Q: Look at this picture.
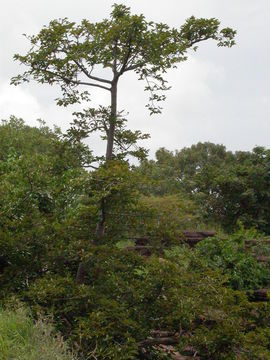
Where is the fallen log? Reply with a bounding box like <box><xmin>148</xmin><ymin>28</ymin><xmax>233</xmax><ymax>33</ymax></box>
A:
<box><xmin>181</xmin><ymin>230</ymin><xmax>216</xmax><ymax>238</ymax></box>
<box><xmin>245</xmin><ymin>239</ymin><xmax>270</xmax><ymax>246</ymax></box>
<box><xmin>126</xmin><ymin>245</ymin><xmax>153</xmax><ymax>257</ymax></box>
<box><xmin>256</xmin><ymin>256</ymin><xmax>270</xmax><ymax>264</ymax></box>
<box><xmin>249</xmin><ymin>289</ymin><xmax>270</xmax><ymax>302</ymax></box>
<box><xmin>139</xmin><ymin>336</ymin><xmax>179</xmax><ymax>347</ymax></box>
<box><xmin>151</xmin><ymin>330</ymin><xmax>176</xmax><ymax>338</ymax></box>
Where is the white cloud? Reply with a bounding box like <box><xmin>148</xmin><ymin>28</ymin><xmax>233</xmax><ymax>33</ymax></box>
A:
<box><xmin>0</xmin><ymin>82</ymin><xmax>41</xmax><ymax>122</ymax></box>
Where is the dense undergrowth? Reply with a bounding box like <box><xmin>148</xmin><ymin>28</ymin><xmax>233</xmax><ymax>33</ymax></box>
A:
<box><xmin>0</xmin><ymin>306</ymin><xmax>76</xmax><ymax>360</ymax></box>
<box><xmin>1</xmin><ymin>118</ymin><xmax>270</xmax><ymax>359</ymax></box>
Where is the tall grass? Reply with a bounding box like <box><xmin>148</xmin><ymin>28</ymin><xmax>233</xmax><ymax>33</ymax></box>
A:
<box><xmin>0</xmin><ymin>307</ymin><xmax>77</xmax><ymax>360</ymax></box>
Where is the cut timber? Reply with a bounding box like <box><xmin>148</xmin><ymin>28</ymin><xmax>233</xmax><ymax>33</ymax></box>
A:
<box><xmin>249</xmin><ymin>289</ymin><xmax>270</xmax><ymax>302</ymax></box>
<box><xmin>256</xmin><ymin>256</ymin><xmax>270</xmax><ymax>264</ymax></box>
<box><xmin>245</xmin><ymin>239</ymin><xmax>270</xmax><ymax>246</ymax></box>
<box><xmin>181</xmin><ymin>231</ymin><xmax>216</xmax><ymax>238</ymax></box>
<box><xmin>156</xmin><ymin>344</ymin><xmax>199</xmax><ymax>359</ymax></box>
<box><xmin>151</xmin><ymin>330</ymin><xmax>175</xmax><ymax>338</ymax></box>
<box><xmin>134</xmin><ymin>237</ymin><xmax>150</xmax><ymax>246</ymax></box>
<box><xmin>127</xmin><ymin>230</ymin><xmax>216</xmax><ymax>257</ymax></box>
<box><xmin>181</xmin><ymin>230</ymin><xmax>215</xmax><ymax>247</ymax></box>
<box><xmin>139</xmin><ymin>337</ymin><xmax>179</xmax><ymax>347</ymax></box>
<box><xmin>126</xmin><ymin>245</ymin><xmax>152</xmax><ymax>257</ymax></box>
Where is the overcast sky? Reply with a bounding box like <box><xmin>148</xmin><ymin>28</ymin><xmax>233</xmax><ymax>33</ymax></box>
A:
<box><xmin>1</xmin><ymin>0</ymin><xmax>270</xmax><ymax>158</ymax></box>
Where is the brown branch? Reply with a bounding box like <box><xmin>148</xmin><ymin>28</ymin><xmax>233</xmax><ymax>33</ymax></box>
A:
<box><xmin>39</xmin><ymin>69</ymin><xmax>111</xmax><ymax>91</ymax></box>
<box><xmin>117</xmin><ymin>40</ymin><xmax>133</xmax><ymax>77</ymax></box>
<box><xmin>125</xmin><ymin>62</ymin><xmax>143</xmax><ymax>72</ymax></box>
<box><xmin>72</xmin><ymin>59</ymin><xmax>112</xmax><ymax>84</ymax></box>
<box><xmin>82</xmin><ymin>164</ymin><xmax>98</xmax><ymax>169</ymax></box>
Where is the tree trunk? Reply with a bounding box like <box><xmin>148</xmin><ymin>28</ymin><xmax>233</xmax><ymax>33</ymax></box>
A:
<box><xmin>95</xmin><ymin>198</ymin><xmax>106</xmax><ymax>238</ymax></box>
<box><xmin>75</xmin><ymin>262</ymin><xmax>88</xmax><ymax>284</ymax></box>
<box><xmin>106</xmin><ymin>81</ymin><xmax>117</xmax><ymax>161</ymax></box>
<box><xmin>95</xmin><ymin>80</ymin><xmax>118</xmax><ymax>237</ymax></box>
<box><xmin>77</xmin><ymin>83</ymin><xmax>118</xmax><ymax>283</ymax></box>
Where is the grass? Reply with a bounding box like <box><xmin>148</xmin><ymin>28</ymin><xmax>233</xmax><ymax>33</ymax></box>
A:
<box><xmin>0</xmin><ymin>306</ymin><xmax>77</xmax><ymax>360</ymax></box>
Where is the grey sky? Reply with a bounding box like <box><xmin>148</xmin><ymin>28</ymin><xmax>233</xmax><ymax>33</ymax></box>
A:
<box><xmin>1</xmin><ymin>0</ymin><xmax>270</xmax><ymax>158</ymax></box>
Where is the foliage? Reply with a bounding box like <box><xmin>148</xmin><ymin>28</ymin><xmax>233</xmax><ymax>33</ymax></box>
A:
<box><xmin>1</xmin><ymin>119</ymin><xmax>270</xmax><ymax>358</ymax></box>
<box><xmin>11</xmin><ymin>3</ymin><xmax>235</xmax><ymax>164</ymax></box>
<box><xmin>138</xmin><ymin>143</ymin><xmax>270</xmax><ymax>234</ymax></box>
<box><xmin>138</xmin><ymin>194</ymin><xmax>203</xmax><ymax>246</ymax></box>
<box><xmin>0</xmin><ymin>305</ymin><xmax>76</xmax><ymax>360</ymax></box>
<box><xmin>67</xmin><ymin>106</ymin><xmax>150</xmax><ymax>162</ymax></box>
<box><xmin>11</xmin><ymin>4</ymin><xmax>235</xmax><ymax>111</ymax></box>
<box><xmin>0</xmin><ymin>117</ymin><xmax>89</xmax><ymax>293</ymax></box>
<box><xmin>2</xmin><ymin>6</ymin><xmax>270</xmax><ymax>355</ymax></box>
<box><xmin>195</xmin><ymin>229</ymin><xmax>270</xmax><ymax>290</ymax></box>
<box><xmin>23</xmin><ymin>245</ymin><xmax>270</xmax><ymax>359</ymax></box>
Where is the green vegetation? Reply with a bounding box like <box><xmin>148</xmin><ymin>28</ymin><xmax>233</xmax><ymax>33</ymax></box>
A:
<box><xmin>1</xmin><ymin>117</ymin><xmax>270</xmax><ymax>359</ymax></box>
<box><xmin>1</xmin><ymin>3</ymin><xmax>270</xmax><ymax>359</ymax></box>
<box><xmin>0</xmin><ymin>306</ymin><xmax>76</xmax><ymax>360</ymax></box>
<box><xmin>138</xmin><ymin>143</ymin><xmax>270</xmax><ymax>233</ymax></box>
<box><xmin>12</xmin><ymin>3</ymin><xmax>235</xmax><ymax>236</ymax></box>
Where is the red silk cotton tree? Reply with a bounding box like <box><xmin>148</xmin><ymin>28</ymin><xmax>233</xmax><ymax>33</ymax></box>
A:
<box><xmin>12</xmin><ymin>3</ymin><xmax>236</xmax><ymax>236</ymax></box>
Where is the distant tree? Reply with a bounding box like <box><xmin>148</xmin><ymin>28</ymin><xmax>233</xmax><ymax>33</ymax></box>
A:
<box><xmin>12</xmin><ymin>3</ymin><xmax>236</xmax><ymax>235</ymax></box>
<box><xmin>196</xmin><ymin>146</ymin><xmax>270</xmax><ymax>233</ymax></box>
<box><xmin>139</xmin><ymin>143</ymin><xmax>270</xmax><ymax>233</ymax></box>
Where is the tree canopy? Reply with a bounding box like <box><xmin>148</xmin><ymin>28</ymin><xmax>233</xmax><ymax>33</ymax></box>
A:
<box><xmin>12</xmin><ymin>3</ymin><xmax>236</xmax><ymax>161</ymax></box>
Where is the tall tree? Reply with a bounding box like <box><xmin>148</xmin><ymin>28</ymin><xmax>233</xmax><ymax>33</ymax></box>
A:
<box><xmin>12</xmin><ymin>3</ymin><xmax>235</xmax><ymax>160</ymax></box>
<box><xmin>12</xmin><ymin>3</ymin><xmax>236</xmax><ymax>235</ymax></box>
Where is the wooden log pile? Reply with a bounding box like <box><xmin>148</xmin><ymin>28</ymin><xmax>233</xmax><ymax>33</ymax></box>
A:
<box><xmin>244</xmin><ymin>239</ymin><xmax>270</xmax><ymax>247</ymax></box>
<box><xmin>245</xmin><ymin>239</ymin><xmax>270</xmax><ymax>264</ymax></box>
<box><xmin>0</xmin><ymin>255</ymin><xmax>9</xmax><ymax>276</ymax></box>
<box><xmin>181</xmin><ymin>230</ymin><xmax>216</xmax><ymax>247</ymax></box>
<box><xmin>139</xmin><ymin>330</ymin><xmax>200</xmax><ymax>359</ymax></box>
<box><xmin>249</xmin><ymin>289</ymin><xmax>270</xmax><ymax>302</ymax></box>
<box><xmin>256</xmin><ymin>255</ymin><xmax>270</xmax><ymax>264</ymax></box>
<box><xmin>126</xmin><ymin>231</ymin><xmax>216</xmax><ymax>257</ymax></box>
<box><xmin>125</xmin><ymin>245</ymin><xmax>153</xmax><ymax>257</ymax></box>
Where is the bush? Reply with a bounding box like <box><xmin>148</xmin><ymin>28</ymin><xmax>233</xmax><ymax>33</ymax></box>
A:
<box><xmin>0</xmin><ymin>306</ymin><xmax>76</xmax><ymax>360</ymax></box>
<box><xmin>195</xmin><ymin>232</ymin><xmax>270</xmax><ymax>290</ymax></box>
<box><xmin>23</xmin><ymin>245</ymin><xmax>270</xmax><ymax>359</ymax></box>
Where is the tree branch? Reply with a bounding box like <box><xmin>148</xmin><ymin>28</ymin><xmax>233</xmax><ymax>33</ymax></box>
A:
<box><xmin>41</xmin><ymin>69</ymin><xmax>111</xmax><ymax>91</ymax></box>
<box><xmin>117</xmin><ymin>40</ymin><xmax>133</xmax><ymax>77</ymax></box>
<box><xmin>82</xmin><ymin>164</ymin><xmax>98</xmax><ymax>169</ymax></box>
<box><xmin>72</xmin><ymin>59</ymin><xmax>112</xmax><ymax>84</ymax></box>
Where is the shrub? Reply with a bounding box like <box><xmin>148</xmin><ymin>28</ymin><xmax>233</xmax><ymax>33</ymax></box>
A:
<box><xmin>195</xmin><ymin>232</ymin><xmax>270</xmax><ymax>290</ymax></box>
<box><xmin>0</xmin><ymin>306</ymin><xmax>76</xmax><ymax>360</ymax></box>
<box><xmin>23</xmin><ymin>245</ymin><xmax>270</xmax><ymax>359</ymax></box>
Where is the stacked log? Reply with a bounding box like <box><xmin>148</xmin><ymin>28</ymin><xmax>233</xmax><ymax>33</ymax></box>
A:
<box><xmin>181</xmin><ymin>231</ymin><xmax>216</xmax><ymax>247</ymax></box>
<box><xmin>244</xmin><ymin>239</ymin><xmax>270</xmax><ymax>262</ymax></box>
<box><xmin>133</xmin><ymin>232</ymin><xmax>216</xmax><ymax>248</ymax></box>
<box><xmin>126</xmin><ymin>231</ymin><xmax>216</xmax><ymax>257</ymax></box>
<box><xmin>256</xmin><ymin>255</ymin><xmax>270</xmax><ymax>264</ymax></box>
<box><xmin>249</xmin><ymin>289</ymin><xmax>270</xmax><ymax>302</ymax></box>
<box><xmin>0</xmin><ymin>255</ymin><xmax>9</xmax><ymax>275</ymax></box>
<box><xmin>125</xmin><ymin>245</ymin><xmax>152</xmax><ymax>257</ymax></box>
<box><xmin>139</xmin><ymin>331</ymin><xmax>199</xmax><ymax>359</ymax></box>
<box><xmin>245</xmin><ymin>239</ymin><xmax>270</xmax><ymax>248</ymax></box>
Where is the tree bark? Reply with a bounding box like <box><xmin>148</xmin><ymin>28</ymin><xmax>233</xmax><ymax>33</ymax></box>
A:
<box><xmin>95</xmin><ymin>79</ymin><xmax>118</xmax><ymax>238</ymax></box>
<box><xmin>105</xmin><ymin>80</ymin><xmax>118</xmax><ymax>161</ymax></box>
<box><xmin>75</xmin><ymin>262</ymin><xmax>88</xmax><ymax>284</ymax></box>
<box><xmin>95</xmin><ymin>197</ymin><xmax>106</xmax><ymax>238</ymax></box>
